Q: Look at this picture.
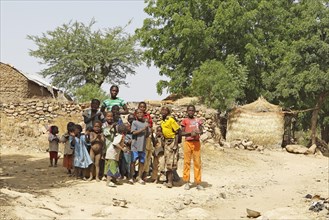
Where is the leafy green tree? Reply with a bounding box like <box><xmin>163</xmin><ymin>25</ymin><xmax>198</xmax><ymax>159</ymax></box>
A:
<box><xmin>192</xmin><ymin>56</ymin><xmax>247</xmax><ymax>111</ymax></box>
<box><xmin>263</xmin><ymin>0</ymin><xmax>329</xmax><ymax>144</ymax></box>
<box><xmin>73</xmin><ymin>84</ymin><xmax>109</xmax><ymax>103</ymax></box>
<box><xmin>137</xmin><ymin>0</ymin><xmax>292</xmax><ymax>100</ymax></box>
<box><xmin>28</xmin><ymin>19</ymin><xmax>142</xmax><ymax>93</ymax></box>
<box><xmin>139</xmin><ymin>0</ymin><xmax>328</xmax><ymax>143</ymax></box>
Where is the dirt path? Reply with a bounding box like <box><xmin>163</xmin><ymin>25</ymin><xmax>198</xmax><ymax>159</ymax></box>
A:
<box><xmin>1</xmin><ymin>146</ymin><xmax>328</xmax><ymax>219</ymax></box>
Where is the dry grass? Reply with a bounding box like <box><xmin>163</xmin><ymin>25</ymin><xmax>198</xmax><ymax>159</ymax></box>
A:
<box><xmin>51</xmin><ymin>114</ymin><xmax>82</xmax><ymax>134</ymax></box>
<box><xmin>0</xmin><ymin>113</ymin><xmax>82</xmax><ymax>152</ymax></box>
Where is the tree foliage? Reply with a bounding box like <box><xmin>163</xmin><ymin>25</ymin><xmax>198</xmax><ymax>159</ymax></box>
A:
<box><xmin>261</xmin><ymin>0</ymin><xmax>329</xmax><ymax>143</ymax></box>
<box><xmin>138</xmin><ymin>0</ymin><xmax>329</xmax><ymax>142</ymax></box>
<box><xmin>73</xmin><ymin>84</ymin><xmax>109</xmax><ymax>103</ymax></box>
<box><xmin>28</xmin><ymin>19</ymin><xmax>142</xmax><ymax>93</ymax></box>
<box><xmin>192</xmin><ymin>56</ymin><xmax>247</xmax><ymax>111</ymax></box>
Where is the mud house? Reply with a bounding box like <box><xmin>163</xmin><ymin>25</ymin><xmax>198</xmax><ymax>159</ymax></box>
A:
<box><xmin>226</xmin><ymin>96</ymin><xmax>285</xmax><ymax>148</ymax></box>
<box><xmin>0</xmin><ymin>62</ymin><xmax>61</xmax><ymax>100</ymax></box>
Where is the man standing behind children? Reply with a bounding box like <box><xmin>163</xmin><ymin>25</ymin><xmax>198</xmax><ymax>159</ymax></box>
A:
<box><xmin>181</xmin><ymin>105</ymin><xmax>204</xmax><ymax>190</ymax></box>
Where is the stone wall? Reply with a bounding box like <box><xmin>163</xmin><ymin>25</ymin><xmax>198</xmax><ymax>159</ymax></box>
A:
<box><xmin>0</xmin><ymin>100</ymin><xmax>82</xmax><ymax>124</ymax></box>
<box><xmin>0</xmin><ymin>100</ymin><xmax>222</xmax><ymax>142</ymax></box>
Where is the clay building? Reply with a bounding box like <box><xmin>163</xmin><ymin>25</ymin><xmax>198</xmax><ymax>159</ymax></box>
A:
<box><xmin>0</xmin><ymin>62</ymin><xmax>60</xmax><ymax>101</ymax></box>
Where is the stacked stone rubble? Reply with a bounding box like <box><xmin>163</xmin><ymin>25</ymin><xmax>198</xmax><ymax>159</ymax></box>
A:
<box><xmin>0</xmin><ymin>100</ymin><xmax>81</xmax><ymax>123</ymax></box>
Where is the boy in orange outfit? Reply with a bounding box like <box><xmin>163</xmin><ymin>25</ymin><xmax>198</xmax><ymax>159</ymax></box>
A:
<box><xmin>181</xmin><ymin>105</ymin><xmax>204</xmax><ymax>190</ymax></box>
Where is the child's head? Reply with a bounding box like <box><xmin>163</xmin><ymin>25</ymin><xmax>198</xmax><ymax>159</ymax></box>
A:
<box><xmin>68</xmin><ymin>123</ymin><xmax>75</xmax><ymax>134</ymax></box>
<box><xmin>90</xmin><ymin>99</ymin><xmax>100</xmax><ymax>111</ymax></box>
<box><xmin>50</xmin><ymin>125</ymin><xmax>59</xmax><ymax>135</ymax></box>
<box><xmin>110</xmin><ymin>85</ymin><xmax>119</xmax><ymax>99</ymax></box>
<box><xmin>74</xmin><ymin>124</ymin><xmax>83</xmax><ymax>136</ymax></box>
<box><xmin>156</xmin><ymin>126</ymin><xmax>163</xmax><ymax>137</ymax></box>
<box><xmin>138</xmin><ymin>101</ymin><xmax>147</xmax><ymax>113</ymax></box>
<box><xmin>127</xmin><ymin>113</ymin><xmax>135</xmax><ymax>125</ymax></box>
<box><xmin>135</xmin><ymin>109</ymin><xmax>144</xmax><ymax>121</ymax></box>
<box><xmin>117</xmin><ymin>124</ymin><xmax>127</xmax><ymax>134</ymax></box>
<box><xmin>161</xmin><ymin>106</ymin><xmax>170</xmax><ymax>118</ymax></box>
<box><xmin>111</xmin><ymin>105</ymin><xmax>120</xmax><ymax>114</ymax></box>
<box><xmin>105</xmin><ymin>111</ymin><xmax>114</xmax><ymax>123</ymax></box>
<box><xmin>93</xmin><ymin>121</ymin><xmax>102</xmax><ymax>133</ymax></box>
<box><xmin>67</xmin><ymin>122</ymin><xmax>75</xmax><ymax>132</ymax></box>
<box><xmin>85</xmin><ymin>126</ymin><xmax>93</xmax><ymax>135</ymax></box>
<box><xmin>186</xmin><ymin>105</ymin><xmax>196</xmax><ymax>118</ymax></box>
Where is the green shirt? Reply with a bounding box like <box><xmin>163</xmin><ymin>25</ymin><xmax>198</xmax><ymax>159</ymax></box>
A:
<box><xmin>102</xmin><ymin>97</ymin><xmax>126</xmax><ymax>111</ymax></box>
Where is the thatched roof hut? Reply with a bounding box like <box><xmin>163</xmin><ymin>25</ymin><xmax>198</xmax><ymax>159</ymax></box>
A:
<box><xmin>226</xmin><ymin>97</ymin><xmax>284</xmax><ymax>148</ymax></box>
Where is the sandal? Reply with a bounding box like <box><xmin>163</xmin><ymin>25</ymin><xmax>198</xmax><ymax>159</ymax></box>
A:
<box><xmin>108</xmin><ymin>182</ymin><xmax>116</xmax><ymax>187</ymax></box>
<box><xmin>138</xmin><ymin>179</ymin><xmax>145</xmax><ymax>185</ymax></box>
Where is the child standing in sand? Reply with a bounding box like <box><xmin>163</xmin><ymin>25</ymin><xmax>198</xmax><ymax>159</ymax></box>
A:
<box><xmin>105</xmin><ymin>124</ymin><xmax>128</xmax><ymax>187</ymax></box>
<box><xmin>60</xmin><ymin>122</ymin><xmax>75</xmax><ymax>174</ymax></box>
<box><xmin>48</xmin><ymin>125</ymin><xmax>60</xmax><ymax>167</ymax></box>
<box><xmin>181</xmin><ymin>105</ymin><xmax>204</xmax><ymax>190</ymax></box>
<box><xmin>150</xmin><ymin>126</ymin><xmax>166</xmax><ymax>183</ymax></box>
<box><xmin>102</xmin><ymin>111</ymin><xmax>117</xmax><ymax>179</ymax></box>
<box><xmin>131</xmin><ymin>109</ymin><xmax>150</xmax><ymax>185</ymax></box>
<box><xmin>70</xmin><ymin>124</ymin><xmax>93</xmax><ymax>179</ymax></box>
<box><xmin>88</xmin><ymin>121</ymin><xmax>105</xmax><ymax>181</ymax></box>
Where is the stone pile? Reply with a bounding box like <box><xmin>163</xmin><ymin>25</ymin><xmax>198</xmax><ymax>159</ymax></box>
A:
<box><xmin>223</xmin><ymin>139</ymin><xmax>264</xmax><ymax>151</ymax></box>
<box><xmin>0</xmin><ymin>100</ymin><xmax>81</xmax><ymax>123</ymax></box>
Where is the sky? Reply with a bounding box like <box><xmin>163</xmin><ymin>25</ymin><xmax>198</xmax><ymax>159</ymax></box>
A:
<box><xmin>0</xmin><ymin>0</ymin><xmax>169</xmax><ymax>101</ymax></box>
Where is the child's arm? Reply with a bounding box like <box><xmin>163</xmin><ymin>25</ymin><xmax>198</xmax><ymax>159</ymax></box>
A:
<box><xmin>48</xmin><ymin>134</ymin><xmax>59</xmax><ymax>142</ymax></box>
<box><xmin>132</xmin><ymin>124</ymin><xmax>148</xmax><ymax>136</ymax></box>
<box><xmin>89</xmin><ymin>132</ymin><xmax>99</xmax><ymax>144</ymax></box>
<box><xmin>114</xmin><ymin>143</ymin><xmax>128</xmax><ymax>152</ymax></box>
<box><xmin>69</xmin><ymin>132</ymin><xmax>76</xmax><ymax>148</ymax></box>
<box><xmin>59</xmin><ymin>134</ymin><xmax>68</xmax><ymax>143</ymax></box>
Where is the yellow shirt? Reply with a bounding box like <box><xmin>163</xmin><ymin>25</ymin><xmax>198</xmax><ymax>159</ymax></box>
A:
<box><xmin>161</xmin><ymin>116</ymin><xmax>180</xmax><ymax>139</ymax></box>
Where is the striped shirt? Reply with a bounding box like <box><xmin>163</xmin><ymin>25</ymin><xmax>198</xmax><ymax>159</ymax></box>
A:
<box><xmin>102</xmin><ymin>97</ymin><xmax>126</xmax><ymax>111</ymax></box>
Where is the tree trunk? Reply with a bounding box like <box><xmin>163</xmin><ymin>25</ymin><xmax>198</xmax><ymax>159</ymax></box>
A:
<box><xmin>321</xmin><ymin>125</ymin><xmax>329</xmax><ymax>144</ymax></box>
<box><xmin>310</xmin><ymin>93</ymin><xmax>327</xmax><ymax>145</ymax></box>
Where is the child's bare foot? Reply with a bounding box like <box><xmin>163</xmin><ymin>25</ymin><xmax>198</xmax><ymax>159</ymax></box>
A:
<box><xmin>96</xmin><ymin>178</ymin><xmax>101</xmax><ymax>182</ymax></box>
<box><xmin>87</xmin><ymin>177</ymin><xmax>93</xmax><ymax>181</ymax></box>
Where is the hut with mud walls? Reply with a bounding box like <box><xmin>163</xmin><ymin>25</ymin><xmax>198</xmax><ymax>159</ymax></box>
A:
<box><xmin>0</xmin><ymin>62</ymin><xmax>60</xmax><ymax>101</ymax></box>
<box><xmin>226</xmin><ymin>97</ymin><xmax>284</xmax><ymax>148</ymax></box>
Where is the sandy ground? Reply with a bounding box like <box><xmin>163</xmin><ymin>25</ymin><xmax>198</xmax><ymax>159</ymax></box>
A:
<box><xmin>1</xmin><ymin>145</ymin><xmax>328</xmax><ymax>220</ymax></box>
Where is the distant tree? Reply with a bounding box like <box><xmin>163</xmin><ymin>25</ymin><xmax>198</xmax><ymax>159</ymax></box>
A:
<box><xmin>73</xmin><ymin>84</ymin><xmax>109</xmax><ymax>103</ymax></box>
<box><xmin>191</xmin><ymin>56</ymin><xmax>247</xmax><ymax>111</ymax></box>
<box><xmin>28</xmin><ymin>19</ymin><xmax>142</xmax><ymax>93</ymax></box>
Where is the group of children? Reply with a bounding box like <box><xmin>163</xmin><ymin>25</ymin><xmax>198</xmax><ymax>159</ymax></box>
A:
<box><xmin>48</xmin><ymin>86</ymin><xmax>204</xmax><ymax>190</ymax></box>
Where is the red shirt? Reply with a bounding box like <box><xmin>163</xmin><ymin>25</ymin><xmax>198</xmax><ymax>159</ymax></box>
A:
<box><xmin>181</xmin><ymin>117</ymin><xmax>202</xmax><ymax>141</ymax></box>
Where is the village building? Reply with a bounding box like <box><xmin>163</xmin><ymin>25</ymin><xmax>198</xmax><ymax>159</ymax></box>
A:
<box><xmin>0</xmin><ymin>62</ymin><xmax>62</xmax><ymax>101</ymax></box>
<box><xmin>226</xmin><ymin>96</ymin><xmax>285</xmax><ymax>148</ymax></box>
